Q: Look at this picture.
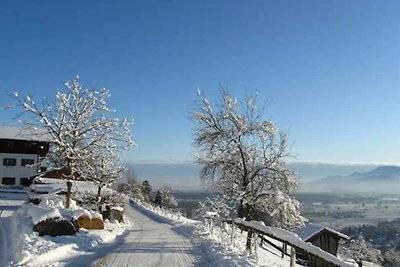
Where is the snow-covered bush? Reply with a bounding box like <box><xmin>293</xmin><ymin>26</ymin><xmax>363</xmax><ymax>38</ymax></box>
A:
<box><xmin>99</xmin><ymin>191</ymin><xmax>127</xmax><ymax>208</ymax></box>
<box><xmin>195</xmin><ymin>196</ymin><xmax>233</xmax><ymax>222</ymax></box>
<box><xmin>74</xmin><ymin>190</ymin><xmax>127</xmax><ymax>211</ymax></box>
<box><xmin>154</xmin><ymin>186</ymin><xmax>178</xmax><ymax>208</ymax></box>
<box><xmin>73</xmin><ymin>190</ymin><xmax>98</xmax><ymax>211</ymax></box>
<box><xmin>116</xmin><ymin>176</ymin><xmax>144</xmax><ymax>201</ymax></box>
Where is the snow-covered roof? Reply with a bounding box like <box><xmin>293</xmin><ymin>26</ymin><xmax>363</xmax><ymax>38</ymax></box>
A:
<box><xmin>0</xmin><ymin>127</ymin><xmax>52</xmax><ymax>142</ymax></box>
<box><xmin>293</xmin><ymin>223</ymin><xmax>349</xmax><ymax>241</ymax></box>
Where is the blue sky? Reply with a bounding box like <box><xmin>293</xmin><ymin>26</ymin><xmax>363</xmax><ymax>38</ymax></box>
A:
<box><xmin>1</xmin><ymin>0</ymin><xmax>399</xmax><ymax>167</ymax></box>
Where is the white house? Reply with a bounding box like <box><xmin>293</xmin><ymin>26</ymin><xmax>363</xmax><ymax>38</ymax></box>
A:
<box><xmin>0</xmin><ymin>127</ymin><xmax>51</xmax><ymax>186</ymax></box>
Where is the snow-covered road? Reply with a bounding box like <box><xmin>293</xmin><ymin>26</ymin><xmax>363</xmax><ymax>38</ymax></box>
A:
<box><xmin>91</xmin><ymin>203</ymin><xmax>198</xmax><ymax>267</ymax></box>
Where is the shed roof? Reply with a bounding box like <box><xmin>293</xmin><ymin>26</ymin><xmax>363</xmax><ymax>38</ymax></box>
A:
<box><xmin>293</xmin><ymin>223</ymin><xmax>349</xmax><ymax>241</ymax></box>
<box><xmin>0</xmin><ymin>127</ymin><xmax>52</xmax><ymax>142</ymax></box>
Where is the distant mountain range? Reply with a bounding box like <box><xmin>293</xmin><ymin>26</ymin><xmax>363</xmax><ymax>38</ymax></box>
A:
<box><xmin>300</xmin><ymin>166</ymin><xmax>400</xmax><ymax>194</ymax></box>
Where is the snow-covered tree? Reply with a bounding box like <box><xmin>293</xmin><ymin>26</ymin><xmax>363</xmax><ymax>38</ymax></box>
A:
<box><xmin>11</xmin><ymin>77</ymin><xmax>134</xmax><ymax>208</ymax></box>
<box><xmin>141</xmin><ymin>180</ymin><xmax>152</xmax><ymax>203</ymax></box>
<box><xmin>154</xmin><ymin>186</ymin><xmax>178</xmax><ymax>208</ymax></box>
<box><xmin>195</xmin><ymin>196</ymin><xmax>232</xmax><ymax>222</ymax></box>
<box><xmin>383</xmin><ymin>249</ymin><xmax>400</xmax><ymax>266</ymax></box>
<box><xmin>192</xmin><ymin>90</ymin><xmax>304</xmax><ymax>249</ymax></box>
<box><xmin>340</xmin><ymin>236</ymin><xmax>381</xmax><ymax>267</ymax></box>
<box><xmin>116</xmin><ymin>172</ymin><xmax>146</xmax><ymax>201</ymax></box>
<box><xmin>89</xmin><ymin>151</ymin><xmax>126</xmax><ymax>199</ymax></box>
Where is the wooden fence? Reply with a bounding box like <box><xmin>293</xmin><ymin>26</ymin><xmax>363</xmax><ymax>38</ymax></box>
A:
<box><xmin>205</xmin><ymin>216</ymin><xmax>353</xmax><ymax>267</ymax></box>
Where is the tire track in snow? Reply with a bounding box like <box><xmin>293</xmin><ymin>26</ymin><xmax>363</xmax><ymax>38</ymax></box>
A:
<box><xmin>92</xmin><ymin>203</ymin><xmax>196</xmax><ymax>267</ymax></box>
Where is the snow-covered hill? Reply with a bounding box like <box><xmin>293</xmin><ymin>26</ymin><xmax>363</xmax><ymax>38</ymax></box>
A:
<box><xmin>301</xmin><ymin>166</ymin><xmax>400</xmax><ymax>193</ymax></box>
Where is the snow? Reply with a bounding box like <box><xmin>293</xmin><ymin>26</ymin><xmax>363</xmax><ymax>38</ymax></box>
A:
<box><xmin>11</xmin><ymin>219</ymin><xmax>131</xmax><ymax>267</ymax></box>
<box><xmin>0</xmin><ymin>127</ymin><xmax>52</xmax><ymax>142</ymax></box>
<box><xmin>128</xmin><ymin>200</ymin><xmax>303</xmax><ymax>267</ymax></box>
<box><xmin>89</xmin><ymin>210</ymin><xmax>103</xmax><ymax>220</ymax></box>
<box><xmin>30</xmin><ymin>183</ymin><xmax>67</xmax><ymax>194</ymax></box>
<box><xmin>205</xmin><ymin>211</ymin><xmax>219</xmax><ymax>217</ymax></box>
<box><xmin>294</xmin><ymin>223</ymin><xmax>349</xmax><ymax>241</ymax></box>
<box><xmin>0</xmin><ymin>190</ymin><xmax>357</xmax><ymax>267</ymax></box>
<box><xmin>110</xmin><ymin>206</ymin><xmax>123</xmax><ymax>211</ymax></box>
<box><xmin>0</xmin><ymin>187</ymin><xmax>130</xmax><ymax>267</ymax></box>
<box><xmin>91</xmin><ymin>202</ymin><xmax>197</xmax><ymax>267</ymax></box>
<box><xmin>37</xmin><ymin>194</ymin><xmax>71</xmax><ymax>208</ymax></box>
<box><xmin>72</xmin><ymin>209</ymin><xmax>91</xmax><ymax>219</ymax></box>
<box><xmin>31</xmin><ymin>178</ymin><xmax>114</xmax><ymax>195</ymax></box>
<box><xmin>26</xmin><ymin>205</ymin><xmax>62</xmax><ymax>224</ymax></box>
<box><xmin>0</xmin><ymin>191</ymin><xmax>28</xmax><ymax>266</ymax></box>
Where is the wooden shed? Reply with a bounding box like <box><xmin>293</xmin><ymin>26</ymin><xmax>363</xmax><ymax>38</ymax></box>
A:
<box><xmin>293</xmin><ymin>223</ymin><xmax>349</xmax><ymax>266</ymax></box>
<box><xmin>294</xmin><ymin>223</ymin><xmax>349</xmax><ymax>256</ymax></box>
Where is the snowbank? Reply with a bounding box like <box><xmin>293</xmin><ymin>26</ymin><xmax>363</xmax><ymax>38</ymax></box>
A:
<box><xmin>3</xmin><ymin>188</ymin><xmax>129</xmax><ymax>266</ymax></box>
<box><xmin>26</xmin><ymin>205</ymin><xmax>62</xmax><ymax>225</ymax></box>
<box><xmin>11</xmin><ymin>219</ymin><xmax>131</xmax><ymax>267</ymax></box>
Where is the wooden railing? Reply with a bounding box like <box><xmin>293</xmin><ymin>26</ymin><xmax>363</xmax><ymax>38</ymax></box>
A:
<box><xmin>206</xmin><ymin>217</ymin><xmax>353</xmax><ymax>267</ymax></box>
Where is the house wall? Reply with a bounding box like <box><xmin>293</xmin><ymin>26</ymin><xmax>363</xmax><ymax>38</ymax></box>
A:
<box><xmin>0</xmin><ymin>153</ymin><xmax>40</xmax><ymax>186</ymax></box>
<box><xmin>0</xmin><ymin>138</ymin><xmax>50</xmax><ymax>186</ymax></box>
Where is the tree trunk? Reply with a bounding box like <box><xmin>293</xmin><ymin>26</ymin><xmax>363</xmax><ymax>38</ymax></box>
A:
<box><xmin>66</xmin><ymin>180</ymin><xmax>72</xmax><ymax>209</ymax></box>
<box><xmin>65</xmin><ymin>160</ymin><xmax>72</xmax><ymax>209</ymax></box>
<box><xmin>244</xmin><ymin>203</ymin><xmax>254</xmax><ymax>252</ymax></box>
<box><xmin>356</xmin><ymin>261</ymin><xmax>363</xmax><ymax>267</ymax></box>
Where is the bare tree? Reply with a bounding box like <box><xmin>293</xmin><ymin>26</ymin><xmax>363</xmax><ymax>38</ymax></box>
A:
<box><xmin>192</xmin><ymin>90</ymin><xmax>304</xmax><ymax>250</ymax></box>
<box><xmin>11</xmin><ymin>76</ymin><xmax>134</xmax><ymax>208</ymax></box>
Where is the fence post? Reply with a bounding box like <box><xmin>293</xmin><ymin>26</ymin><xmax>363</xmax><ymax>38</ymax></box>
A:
<box><xmin>254</xmin><ymin>234</ymin><xmax>258</xmax><ymax>261</ymax></box>
<box><xmin>246</xmin><ymin>229</ymin><xmax>253</xmax><ymax>255</ymax></box>
<box><xmin>282</xmin><ymin>243</ymin><xmax>286</xmax><ymax>258</ymax></box>
<box><xmin>290</xmin><ymin>246</ymin><xmax>296</xmax><ymax>267</ymax></box>
<box><xmin>231</xmin><ymin>222</ymin><xmax>236</xmax><ymax>250</ymax></box>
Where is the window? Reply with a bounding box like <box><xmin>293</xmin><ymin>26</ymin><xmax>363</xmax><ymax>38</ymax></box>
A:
<box><xmin>3</xmin><ymin>158</ymin><xmax>16</xmax><ymax>166</ymax></box>
<box><xmin>2</xmin><ymin>177</ymin><xmax>15</xmax><ymax>185</ymax></box>
<box><xmin>21</xmin><ymin>159</ymin><xmax>35</xmax><ymax>167</ymax></box>
<box><xmin>20</xmin><ymin>177</ymin><xmax>31</xmax><ymax>187</ymax></box>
